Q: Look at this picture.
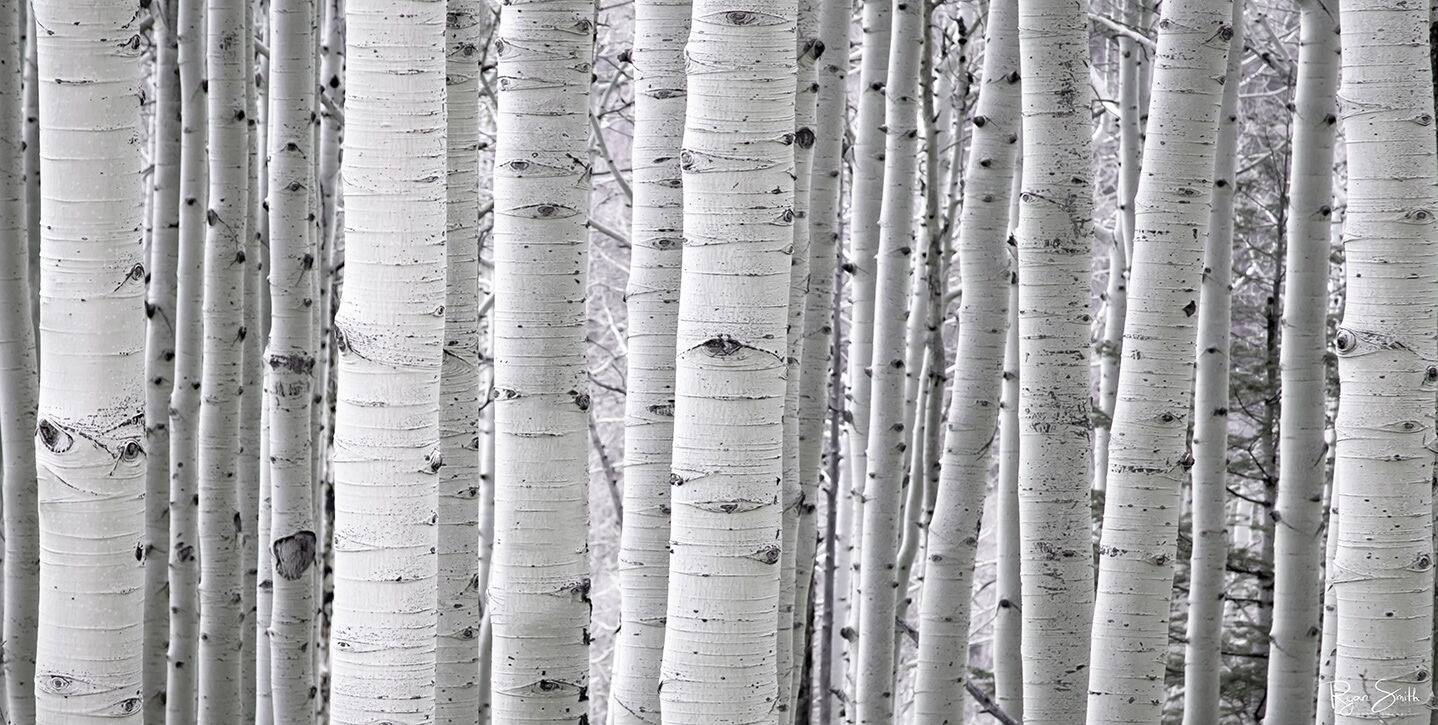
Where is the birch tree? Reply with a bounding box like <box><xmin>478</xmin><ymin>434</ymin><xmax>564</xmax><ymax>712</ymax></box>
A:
<box><xmin>608</xmin><ymin>0</ymin><xmax>688</xmax><ymax>716</ymax></box>
<box><xmin>167</xmin><ymin>0</ymin><xmax>207</xmax><ymax>717</ymax></box>
<box><xmin>657</xmin><ymin>0</ymin><xmax>796</xmax><ymax>720</ymax></box>
<box><xmin>31</xmin><ymin>1</ymin><xmax>147</xmax><ymax>720</ymax></box>
<box><xmin>1264</xmin><ymin>3</ymin><xmax>1338</xmax><ymax>720</ymax></box>
<box><xmin>437</xmin><ymin>2</ymin><xmax>483</xmax><ymax>721</ymax></box>
<box><xmin>1014</xmin><ymin>0</ymin><xmax>1095</xmax><ymax>715</ymax></box>
<box><xmin>0</xmin><ymin>0</ymin><xmax>38</xmax><ymax>720</ymax></box>
<box><xmin>487</xmin><ymin>0</ymin><xmax>594</xmax><ymax>718</ymax></box>
<box><xmin>911</xmin><ymin>0</ymin><xmax>1019</xmax><ymax>718</ymax></box>
<box><xmin>265</xmin><ymin>0</ymin><xmax>318</xmax><ymax>719</ymax></box>
<box><xmin>1086</xmin><ymin>0</ymin><xmax>1234</xmax><ymax>719</ymax></box>
<box><xmin>328</xmin><ymin>0</ymin><xmax>446</xmax><ymax>720</ymax></box>
<box><xmin>1330</xmin><ymin>0</ymin><xmax>1437</xmax><ymax>720</ymax></box>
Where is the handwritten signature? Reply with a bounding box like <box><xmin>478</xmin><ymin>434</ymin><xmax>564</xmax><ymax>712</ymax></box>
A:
<box><xmin>1331</xmin><ymin>679</ymin><xmax>1429</xmax><ymax>716</ymax></box>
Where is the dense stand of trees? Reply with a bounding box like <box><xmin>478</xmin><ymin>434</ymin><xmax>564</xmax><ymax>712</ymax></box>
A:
<box><xmin>0</xmin><ymin>0</ymin><xmax>1435</xmax><ymax>723</ymax></box>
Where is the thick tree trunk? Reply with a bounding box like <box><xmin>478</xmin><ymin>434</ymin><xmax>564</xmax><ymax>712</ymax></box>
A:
<box><xmin>328</xmin><ymin>1</ymin><xmax>446</xmax><ymax>720</ymax></box>
<box><xmin>1331</xmin><ymin>1</ymin><xmax>1438</xmax><ymax>721</ymax></box>
<box><xmin>1180</xmin><ymin>3</ymin><xmax>1242</xmax><ymax>719</ymax></box>
<box><xmin>266</xmin><ymin>0</ymin><xmax>318</xmax><ymax>720</ymax></box>
<box><xmin>487</xmin><ymin>0</ymin><xmax>594</xmax><ymax>719</ymax></box>
<box><xmin>1014</xmin><ymin>0</ymin><xmax>1096</xmax><ymax>717</ymax></box>
<box><xmin>31</xmin><ymin>1</ymin><xmax>147</xmax><ymax>721</ymax></box>
<box><xmin>0</xmin><ymin>1</ymin><xmax>38</xmax><ymax>721</ymax></box>
<box><xmin>1085</xmin><ymin>0</ymin><xmax>1234</xmax><ymax>719</ymax></box>
<box><xmin>656</xmin><ymin>0</ymin><xmax>795</xmax><ymax>719</ymax></box>
<box><xmin>436</xmin><ymin>2</ymin><xmax>482</xmax><ymax>721</ymax></box>
<box><xmin>608</xmin><ymin>0</ymin><xmax>687</xmax><ymax>717</ymax></box>
<box><xmin>911</xmin><ymin>0</ymin><xmax>1018</xmax><ymax>718</ymax></box>
<box><xmin>167</xmin><ymin>0</ymin><xmax>207</xmax><ymax>717</ymax></box>
<box><xmin>1263</xmin><ymin>4</ymin><xmax>1338</xmax><ymax>721</ymax></box>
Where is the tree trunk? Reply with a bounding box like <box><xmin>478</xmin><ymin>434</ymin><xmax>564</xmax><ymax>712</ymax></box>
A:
<box><xmin>1264</xmin><ymin>3</ymin><xmax>1338</xmax><ymax>721</ymax></box>
<box><xmin>265</xmin><ymin>0</ymin><xmax>318</xmax><ymax>720</ymax></box>
<box><xmin>656</xmin><ymin>0</ymin><xmax>795</xmax><ymax>719</ymax></box>
<box><xmin>167</xmin><ymin>0</ymin><xmax>208</xmax><ymax>717</ymax></box>
<box><xmin>328</xmin><ymin>0</ymin><xmax>446</xmax><ymax>720</ymax></box>
<box><xmin>1331</xmin><ymin>0</ymin><xmax>1437</xmax><ymax>721</ymax></box>
<box><xmin>487</xmin><ymin>0</ymin><xmax>594</xmax><ymax>719</ymax></box>
<box><xmin>993</xmin><ymin>258</ymin><xmax>1023</xmax><ymax>720</ymax></box>
<box><xmin>1085</xmin><ymin>0</ymin><xmax>1234</xmax><ymax>719</ymax></box>
<box><xmin>609</xmin><ymin>0</ymin><xmax>687</xmax><ymax>717</ymax></box>
<box><xmin>31</xmin><ymin>1</ymin><xmax>147</xmax><ymax>721</ymax></box>
<box><xmin>0</xmin><ymin>0</ymin><xmax>38</xmax><ymax>721</ymax></box>
<box><xmin>1180</xmin><ymin>2</ymin><xmax>1242</xmax><ymax>719</ymax></box>
<box><xmin>1013</xmin><ymin>0</ymin><xmax>1097</xmax><ymax>717</ymax></box>
<box><xmin>911</xmin><ymin>0</ymin><xmax>1018</xmax><ymax>718</ymax></box>
<box><xmin>238</xmin><ymin>5</ymin><xmax>264</xmax><ymax>717</ymax></box>
<box><xmin>436</xmin><ymin>2</ymin><xmax>482</xmax><ymax>721</ymax></box>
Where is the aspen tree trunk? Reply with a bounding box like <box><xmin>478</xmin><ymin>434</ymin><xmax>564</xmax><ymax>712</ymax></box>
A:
<box><xmin>488</xmin><ymin>0</ymin><xmax>594</xmax><ymax>718</ymax></box>
<box><xmin>21</xmin><ymin>3</ymin><xmax>36</xmax><ymax>344</ymax></box>
<box><xmin>792</xmin><ymin>0</ymin><xmax>847</xmax><ymax>706</ymax></box>
<box><xmin>31</xmin><ymin>1</ymin><xmax>146</xmax><ymax>721</ymax></box>
<box><xmin>0</xmin><ymin>0</ymin><xmax>38</xmax><ymax>721</ymax></box>
<box><xmin>256</xmin><ymin>395</ymin><xmax>275</xmax><ymax>725</ymax></box>
<box><xmin>1085</xmin><ymin>0</ymin><xmax>1234</xmax><ymax>719</ymax></box>
<box><xmin>265</xmin><ymin>0</ymin><xmax>318</xmax><ymax>720</ymax></box>
<box><xmin>911</xmin><ymin>0</ymin><xmax>1018</xmax><ymax>717</ymax></box>
<box><xmin>1264</xmin><ymin>4</ymin><xmax>1338</xmax><ymax>720</ymax></box>
<box><xmin>1013</xmin><ymin>0</ymin><xmax>1096</xmax><ymax>716</ymax></box>
<box><xmin>197</xmin><ymin>0</ymin><xmax>251</xmax><ymax>714</ymax></box>
<box><xmin>238</xmin><ymin>5</ymin><xmax>263</xmax><ymax>717</ymax></box>
<box><xmin>854</xmin><ymin>0</ymin><xmax>923</xmax><ymax>715</ymax></box>
<box><xmin>993</xmin><ymin>261</ymin><xmax>1023</xmax><ymax>720</ymax></box>
<box><xmin>328</xmin><ymin>1</ymin><xmax>446</xmax><ymax>721</ymax></box>
<box><xmin>657</xmin><ymin>0</ymin><xmax>795</xmax><ymax>719</ymax></box>
<box><xmin>1330</xmin><ymin>0</ymin><xmax>1437</xmax><ymax>720</ymax></box>
<box><xmin>142</xmin><ymin>5</ymin><xmax>181</xmax><ymax>720</ymax></box>
<box><xmin>777</xmin><ymin>0</ymin><xmax>822</xmax><ymax>710</ymax></box>
<box><xmin>436</xmin><ymin>3</ymin><xmax>482</xmax><ymax>722</ymax></box>
<box><xmin>608</xmin><ymin>0</ymin><xmax>687</xmax><ymax>716</ymax></box>
<box><xmin>1317</xmin><ymin>469</ymin><xmax>1340</xmax><ymax>725</ymax></box>
<box><xmin>1092</xmin><ymin>0</ymin><xmax>1144</xmax><ymax>494</ymax></box>
<box><xmin>842</xmin><ymin>0</ymin><xmax>892</xmax><ymax>703</ymax></box>
<box><xmin>1180</xmin><ymin>3</ymin><xmax>1242</xmax><ymax>719</ymax></box>
<box><xmin>167</xmin><ymin>0</ymin><xmax>207</xmax><ymax>717</ymax></box>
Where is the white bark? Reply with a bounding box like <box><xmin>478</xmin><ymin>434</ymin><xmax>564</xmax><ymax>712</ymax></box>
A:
<box><xmin>656</xmin><ymin>0</ymin><xmax>795</xmax><ymax>719</ymax></box>
<box><xmin>487</xmin><ymin>0</ymin><xmax>594</xmax><ymax>719</ymax></box>
<box><xmin>1180</xmin><ymin>2</ymin><xmax>1242</xmax><ymax>718</ymax></box>
<box><xmin>609</xmin><ymin>0</ymin><xmax>687</xmax><ymax>717</ymax></box>
<box><xmin>1330</xmin><ymin>1</ymin><xmax>1438</xmax><ymax>721</ymax></box>
<box><xmin>993</xmin><ymin>260</ymin><xmax>1022</xmax><ymax>720</ymax></box>
<box><xmin>266</xmin><ymin>0</ymin><xmax>318</xmax><ymax>719</ymax></box>
<box><xmin>0</xmin><ymin>0</ymin><xmax>37</xmax><ymax>721</ymax></box>
<box><xmin>1014</xmin><ymin>0</ymin><xmax>1096</xmax><ymax>716</ymax></box>
<box><xmin>437</xmin><ymin>3</ymin><xmax>482</xmax><ymax>722</ymax></box>
<box><xmin>167</xmin><ymin>0</ymin><xmax>207</xmax><ymax>717</ymax></box>
<box><xmin>31</xmin><ymin>1</ymin><xmax>147</xmax><ymax>721</ymax></box>
<box><xmin>1264</xmin><ymin>5</ymin><xmax>1338</xmax><ymax>720</ymax></box>
<box><xmin>238</xmin><ymin>4</ymin><xmax>263</xmax><ymax>716</ymax></box>
<box><xmin>1085</xmin><ymin>0</ymin><xmax>1233</xmax><ymax>719</ymax></box>
<box><xmin>328</xmin><ymin>1</ymin><xmax>446</xmax><ymax>721</ymax></box>
<box><xmin>911</xmin><ymin>0</ymin><xmax>1018</xmax><ymax>717</ymax></box>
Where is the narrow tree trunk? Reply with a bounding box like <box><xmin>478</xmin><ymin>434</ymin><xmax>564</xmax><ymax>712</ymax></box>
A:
<box><xmin>1013</xmin><ymin>0</ymin><xmax>1097</xmax><ymax>716</ymax></box>
<box><xmin>328</xmin><ymin>1</ymin><xmax>446</xmax><ymax>720</ymax></box>
<box><xmin>238</xmin><ymin>5</ymin><xmax>264</xmax><ymax>718</ymax></box>
<box><xmin>993</xmin><ymin>259</ymin><xmax>1023</xmax><ymax>719</ymax></box>
<box><xmin>256</xmin><ymin>392</ymin><xmax>275</xmax><ymax>725</ymax></box>
<box><xmin>197</xmin><ymin>0</ymin><xmax>251</xmax><ymax>714</ymax></box>
<box><xmin>1331</xmin><ymin>1</ymin><xmax>1437</xmax><ymax>721</ymax></box>
<box><xmin>487</xmin><ymin>0</ymin><xmax>594</xmax><ymax>719</ymax></box>
<box><xmin>911</xmin><ymin>0</ymin><xmax>1018</xmax><ymax>717</ymax></box>
<box><xmin>167</xmin><ymin>0</ymin><xmax>208</xmax><ymax>717</ymax></box>
<box><xmin>1085</xmin><ymin>0</ymin><xmax>1234</xmax><ymax>719</ymax></box>
<box><xmin>0</xmin><ymin>1</ymin><xmax>38</xmax><ymax>721</ymax></box>
<box><xmin>436</xmin><ymin>3</ymin><xmax>482</xmax><ymax>722</ymax></box>
<box><xmin>608</xmin><ymin>0</ymin><xmax>687</xmax><ymax>718</ymax></box>
<box><xmin>1263</xmin><ymin>3</ymin><xmax>1338</xmax><ymax>721</ymax></box>
<box><xmin>657</xmin><ymin>0</ymin><xmax>795</xmax><ymax>719</ymax></box>
<box><xmin>266</xmin><ymin>0</ymin><xmax>318</xmax><ymax>720</ymax></box>
<box><xmin>31</xmin><ymin>1</ymin><xmax>147</xmax><ymax>721</ymax></box>
<box><xmin>1180</xmin><ymin>2</ymin><xmax>1242</xmax><ymax>718</ymax></box>
<box><xmin>853</xmin><ymin>0</ymin><xmax>924</xmax><ymax>715</ymax></box>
